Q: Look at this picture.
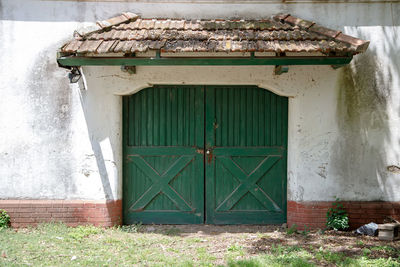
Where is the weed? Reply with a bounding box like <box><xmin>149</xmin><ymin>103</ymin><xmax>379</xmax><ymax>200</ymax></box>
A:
<box><xmin>197</xmin><ymin>247</ymin><xmax>216</xmax><ymax>263</ymax></box>
<box><xmin>362</xmin><ymin>248</ymin><xmax>371</xmax><ymax>256</ymax></box>
<box><xmin>163</xmin><ymin>227</ymin><xmax>182</xmax><ymax>236</ymax></box>
<box><xmin>186</xmin><ymin>237</ymin><xmax>203</xmax><ymax>244</ymax></box>
<box><xmin>370</xmin><ymin>245</ymin><xmax>396</xmax><ymax>252</ymax></box>
<box><xmin>286</xmin><ymin>224</ymin><xmax>298</xmax><ymax>235</ymax></box>
<box><xmin>326</xmin><ymin>198</ymin><xmax>349</xmax><ymax>231</ymax></box>
<box><xmin>118</xmin><ymin>223</ymin><xmax>143</xmax><ymax>233</ymax></box>
<box><xmin>356</xmin><ymin>240</ymin><xmax>364</xmax><ymax>246</ymax></box>
<box><xmin>315</xmin><ymin>250</ymin><xmax>345</xmax><ymax>264</ymax></box>
<box><xmin>68</xmin><ymin>225</ymin><xmax>102</xmax><ymax>240</ymax></box>
<box><xmin>0</xmin><ymin>209</ymin><xmax>10</xmax><ymax>229</ymax></box>
<box><xmin>300</xmin><ymin>225</ymin><xmax>310</xmax><ymax>237</ymax></box>
<box><xmin>227</xmin><ymin>244</ymin><xmax>244</xmax><ymax>252</ymax></box>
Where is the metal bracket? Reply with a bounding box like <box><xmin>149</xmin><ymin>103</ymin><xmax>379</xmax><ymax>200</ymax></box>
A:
<box><xmin>274</xmin><ymin>65</ymin><xmax>289</xmax><ymax>75</ymax></box>
<box><xmin>121</xmin><ymin>65</ymin><xmax>136</xmax><ymax>74</ymax></box>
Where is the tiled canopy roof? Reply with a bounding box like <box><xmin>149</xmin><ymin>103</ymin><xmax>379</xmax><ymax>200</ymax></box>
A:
<box><xmin>61</xmin><ymin>12</ymin><xmax>369</xmax><ymax>55</ymax></box>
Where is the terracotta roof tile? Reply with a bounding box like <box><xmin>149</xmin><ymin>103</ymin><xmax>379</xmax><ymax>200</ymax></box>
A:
<box><xmin>61</xmin><ymin>13</ymin><xmax>369</xmax><ymax>55</ymax></box>
<box><xmin>97</xmin><ymin>40</ymin><xmax>117</xmax><ymax>53</ymax></box>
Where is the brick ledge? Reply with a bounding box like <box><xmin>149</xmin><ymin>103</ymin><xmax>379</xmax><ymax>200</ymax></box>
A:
<box><xmin>0</xmin><ymin>199</ymin><xmax>122</xmax><ymax>228</ymax></box>
<box><xmin>288</xmin><ymin>200</ymin><xmax>400</xmax><ymax>230</ymax></box>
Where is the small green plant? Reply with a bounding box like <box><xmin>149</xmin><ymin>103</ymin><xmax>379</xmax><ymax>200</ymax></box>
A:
<box><xmin>68</xmin><ymin>225</ymin><xmax>102</xmax><ymax>240</ymax></box>
<box><xmin>118</xmin><ymin>223</ymin><xmax>143</xmax><ymax>233</ymax></box>
<box><xmin>0</xmin><ymin>209</ymin><xmax>10</xmax><ymax>229</ymax></box>
<box><xmin>286</xmin><ymin>224</ymin><xmax>298</xmax><ymax>235</ymax></box>
<box><xmin>356</xmin><ymin>240</ymin><xmax>364</xmax><ymax>246</ymax></box>
<box><xmin>326</xmin><ymin>198</ymin><xmax>349</xmax><ymax>231</ymax></box>
<box><xmin>300</xmin><ymin>225</ymin><xmax>310</xmax><ymax>237</ymax></box>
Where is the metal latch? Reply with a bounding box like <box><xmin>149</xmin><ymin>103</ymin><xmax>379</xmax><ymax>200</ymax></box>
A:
<box><xmin>196</xmin><ymin>148</ymin><xmax>204</xmax><ymax>154</ymax></box>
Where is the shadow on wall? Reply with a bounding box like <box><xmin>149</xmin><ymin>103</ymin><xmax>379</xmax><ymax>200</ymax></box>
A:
<box><xmin>77</xmin><ymin>82</ymin><xmax>117</xmax><ymax>201</ymax></box>
<box><xmin>332</xmin><ymin>26</ymin><xmax>399</xmax><ymax>200</ymax></box>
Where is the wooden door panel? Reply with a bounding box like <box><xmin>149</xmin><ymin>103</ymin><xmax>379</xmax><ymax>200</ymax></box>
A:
<box><xmin>123</xmin><ymin>86</ymin><xmax>204</xmax><ymax>224</ymax></box>
<box><xmin>206</xmin><ymin>86</ymin><xmax>288</xmax><ymax>224</ymax></box>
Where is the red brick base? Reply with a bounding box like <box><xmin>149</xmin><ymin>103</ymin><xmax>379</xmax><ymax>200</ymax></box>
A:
<box><xmin>0</xmin><ymin>200</ymin><xmax>122</xmax><ymax>228</ymax></box>
<box><xmin>288</xmin><ymin>201</ymin><xmax>400</xmax><ymax>230</ymax></box>
<box><xmin>2</xmin><ymin>199</ymin><xmax>399</xmax><ymax>229</ymax></box>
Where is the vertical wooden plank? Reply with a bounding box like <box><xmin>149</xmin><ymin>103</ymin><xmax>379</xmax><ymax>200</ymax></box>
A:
<box><xmin>271</xmin><ymin>94</ymin><xmax>277</xmax><ymax>146</ymax></box>
<box><xmin>265</xmin><ymin>92</ymin><xmax>270</xmax><ymax>146</ymax></box>
<box><xmin>228</xmin><ymin>88</ymin><xmax>234</xmax><ymax>146</ymax></box>
<box><xmin>195</xmin><ymin>86</ymin><xmax>204</xmax><ymax>147</ymax></box>
<box><xmin>215</xmin><ymin>88</ymin><xmax>221</xmax><ymax>146</ymax></box>
<box><xmin>148</xmin><ymin>88</ymin><xmax>154</xmax><ymax>145</ymax></box>
<box><xmin>153</xmin><ymin>87</ymin><xmax>160</xmax><ymax>146</ymax></box>
<box><xmin>171</xmin><ymin>87</ymin><xmax>178</xmax><ymax>146</ymax></box>
<box><xmin>234</xmin><ymin>88</ymin><xmax>240</xmax><ymax>146</ymax></box>
<box><xmin>177</xmin><ymin>87</ymin><xmax>183</xmax><ymax>145</ymax></box>
<box><xmin>141</xmin><ymin>89</ymin><xmax>147</xmax><ymax>146</ymax></box>
<box><xmin>159</xmin><ymin>87</ymin><xmax>166</xmax><ymax>146</ymax></box>
<box><xmin>134</xmin><ymin>94</ymin><xmax>140</xmax><ymax>146</ymax></box>
<box><xmin>221</xmin><ymin>88</ymin><xmax>228</xmax><ymax>147</ymax></box>
<box><xmin>276</xmin><ymin>96</ymin><xmax>282</xmax><ymax>146</ymax></box>
<box><xmin>240</xmin><ymin>88</ymin><xmax>246</xmax><ymax>147</ymax></box>
<box><xmin>184</xmin><ymin>88</ymin><xmax>190</xmax><ymax>146</ymax></box>
<box><xmin>246</xmin><ymin>87</ymin><xmax>252</xmax><ymax>146</ymax></box>
<box><xmin>166</xmin><ymin>87</ymin><xmax>172</xmax><ymax>145</ymax></box>
<box><xmin>253</xmin><ymin>87</ymin><xmax>259</xmax><ymax>146</ymax></box>
<box><xmin>259</xmin><ymin>89</ymin><xmax>265</xmax><ymax>146</ymax></box>
<box><xmin>189</xmin><ymin>87</ymin><xmax>195</xmax><ymax>146</ymax></box>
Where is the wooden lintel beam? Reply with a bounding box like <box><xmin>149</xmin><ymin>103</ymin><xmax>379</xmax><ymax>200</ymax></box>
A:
<box><xmin>57</xmin><ymin>55</ymin><xmax>353</xmax><ymax>67</ymax></box>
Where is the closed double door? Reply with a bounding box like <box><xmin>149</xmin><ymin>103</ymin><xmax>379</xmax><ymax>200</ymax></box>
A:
<box><xmin>123</xmin><ymin>85</ymin><xmax>287</xmax><ymax>224</ymax></box>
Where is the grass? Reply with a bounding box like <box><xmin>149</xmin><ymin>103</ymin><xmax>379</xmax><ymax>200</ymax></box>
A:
<box><xmin>0</xmin><ymin>223</ymin><xmax>399</xmax><ymax>266</ymax></box>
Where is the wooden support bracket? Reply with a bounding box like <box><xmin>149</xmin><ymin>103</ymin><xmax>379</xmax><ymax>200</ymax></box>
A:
<box><xmin>121</xmin><ymin>65</ymin><xmax>136</xmax><ymax>74</ymax></box>
<box><xmin>274</xmin><ymin>65</ymin><xmax>289</xmax><ymax>75</ymax></box>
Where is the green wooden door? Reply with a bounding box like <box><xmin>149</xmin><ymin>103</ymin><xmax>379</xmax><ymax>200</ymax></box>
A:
<box><xmin>123</xmin><ymin>85</ymin><xmax>287</xmax><ymax>224</ymax></box>
<box><xmin>205</xmin><ymin>86</ymin><xmax>287</xmax><ymax>224</ymax></box>
<box><xmin>123</xmin><ymin>85</ymin><xmax>205</xmax><ymax>224</ymax></box>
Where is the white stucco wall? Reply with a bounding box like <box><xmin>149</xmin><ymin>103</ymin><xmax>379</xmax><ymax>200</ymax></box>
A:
<box><xmin>0</xmin><ymin>0</ymin><xmax>399</xmax><ymax>202</ymax></box>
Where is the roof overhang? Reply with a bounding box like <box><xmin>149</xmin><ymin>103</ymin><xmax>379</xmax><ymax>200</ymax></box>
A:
<box><xmin>57</xmin><ymin>13</ymin><xmax>368</xmax><ymax>70</ymax></box>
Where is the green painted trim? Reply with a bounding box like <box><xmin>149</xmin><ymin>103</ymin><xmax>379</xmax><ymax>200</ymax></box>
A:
<box><xmin>57</xmin><ymin>55</ymin><xmax>353</xmax><ymax>67</ymax></box>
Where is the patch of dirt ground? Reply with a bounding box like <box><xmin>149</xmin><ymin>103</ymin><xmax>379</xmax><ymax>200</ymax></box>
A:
<box><xmin>141</xmin><ymin>224</ymin><xmax>400</xmax><ymax>265</ymax></box>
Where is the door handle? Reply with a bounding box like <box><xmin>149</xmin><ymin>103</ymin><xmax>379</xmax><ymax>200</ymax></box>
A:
<box><xmin>206</xmin><ymin>149</ymin><xmax>211</xmax><ymax>155</ymax></box>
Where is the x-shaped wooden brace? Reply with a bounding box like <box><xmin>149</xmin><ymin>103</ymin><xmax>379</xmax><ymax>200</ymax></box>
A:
<box><xmin>128</xmin><ymin>155</ymin><xmax>194</xmax><ymax>212</ymax></box>
<box><xmin>216</xmin><ymin>156</ymin><xmax>282</xmax><ymax>212</ymax></box>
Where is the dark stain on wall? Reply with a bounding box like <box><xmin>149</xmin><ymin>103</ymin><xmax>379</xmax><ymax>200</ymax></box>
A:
<box><xmin>26</xmin><ymin>45</ymin><xmax>77</xmax><ymax>197</ymax></box>
<box><xmin>331</xmin><ymin>51</ymin><xmax>392</xmax><ymax>199</ymax></box>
